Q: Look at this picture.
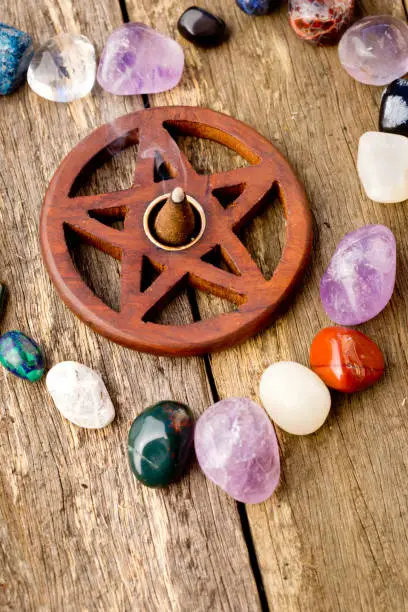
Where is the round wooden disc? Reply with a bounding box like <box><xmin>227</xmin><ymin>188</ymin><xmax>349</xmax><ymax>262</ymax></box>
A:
<box><xmin>40</xmin><ymin>106</ymin><xmax>312</xmax><ymax>356</ymax></box>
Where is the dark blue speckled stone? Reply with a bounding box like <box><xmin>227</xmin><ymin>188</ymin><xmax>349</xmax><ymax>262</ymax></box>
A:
<box><xmin>0</xmin><ymin>331</ymin><xmax>44</xmax><ymax>382</ymax></box>
<box><xmin>0</xmin><ymin>23</ymin><xmax>33</xmax><ymax>94</ymax></box>
<box><xmin>380</xmin><ymin>79</ymin><xmax>408</xmax><ymax>137</ymax></box>
<box><xmin>236</xmin><ymin>0</ymin><xmax>281</xmax><ymax>15</ymax></box>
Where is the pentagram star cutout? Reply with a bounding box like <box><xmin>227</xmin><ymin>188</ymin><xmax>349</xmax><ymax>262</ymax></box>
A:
<box><xmin>41</xmin><ymin>107</ymin><xmax>312</xmax><ymax>356</ymax></box>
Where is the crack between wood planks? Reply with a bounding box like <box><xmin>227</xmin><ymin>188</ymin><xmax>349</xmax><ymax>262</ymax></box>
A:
<box><xmin>118</xmin><ymin>0</ymin><xmax>130</xmax><ymax>23</ymax></box>
<box><xmin>186</xmin><ymin>286</ymin><xmax>270</xmax><ymax>612</ymax></box>
<box><xmin>118</xmin><ymin>0</ymin><xmax>154</xmax><ymax>114</ymax></box>
<box><xmin>117</xmin><ymin>1</ymin><xmax>269</xmax><ymax>605</ymax></box>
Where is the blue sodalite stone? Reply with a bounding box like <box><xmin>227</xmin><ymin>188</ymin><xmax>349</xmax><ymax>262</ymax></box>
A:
<box><xmin>0</xmin><ymin>331</ymin><xmax>44</xmax><ymax>382</ymax></box>
<box><xmin>236</xmin><ymin>0</ymin><xmax>281</xmax><ymax>15</ymax></box>
<box><xmin>0</xmin><ymin>23</ymin><xmax>33</xmax><ymax>94</ymax></box>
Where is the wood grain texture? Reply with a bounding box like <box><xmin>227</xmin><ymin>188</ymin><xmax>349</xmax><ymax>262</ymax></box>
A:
<box><xmin>124</xmin><ymin>0</ymin><xmax>408</xmax><ymax>610</ymax></box>
<box><xmin>41</xmin><ymin>105</ymin><xmax>311</xmax><ymax>355</ymax></box>
<box><xmin>0</xmin><ymin>1</ymin><xmax>261</xmax><ymax>610</ymax></box>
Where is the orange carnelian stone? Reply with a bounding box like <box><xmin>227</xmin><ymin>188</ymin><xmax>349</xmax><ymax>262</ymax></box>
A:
<box><xmin>310</xmin><ymin>327</ymin><xmax>384</xmax><ymax>393</ymax></box>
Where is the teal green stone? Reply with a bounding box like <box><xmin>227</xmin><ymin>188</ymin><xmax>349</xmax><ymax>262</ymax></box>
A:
<box><xmin>128</xmin><ymin>401</ymin><xmax>194</xmax><ymax>487</ymax></box>
<box><xmin>0</xmin><ymin>331</ymin><xmax>45</xmax><ymax>382</ymax></box>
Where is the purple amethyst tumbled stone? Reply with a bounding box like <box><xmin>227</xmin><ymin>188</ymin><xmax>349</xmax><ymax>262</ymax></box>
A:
<box><xmin>320</xmin><ymin>225</ymin><xmax>396</xmax><ymax>325</ymax></box>
<box><xmin>194</xmin><ymin>398</ymin><xmax>280</xmax><ymax>504</ymax></box>
<box><xmin>97</xmin><ymin>23</ymin><xmax>184</xmax><ymax>95</ymax></box>
<box><xmin>339</xmin><ymin>16</ymin><xmax>408</xmax><ymax>86</ymax></box>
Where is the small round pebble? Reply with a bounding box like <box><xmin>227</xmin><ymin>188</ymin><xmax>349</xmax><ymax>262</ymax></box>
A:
<box><xmin>177</xmin><ymin>7</ymin><xmax>227</xmax><ymax>47</ymax></box>
<box><xmin>379</xmin><ymin>78</ymin><xmax>408</xmax><ymax>137</ymax></box>
<box><xmin>0</xmin><ymin>331</ymin><xmax>44</xmax><ymax>382</ymax></box>
<box><xmin>320</xmin><ymin>225</ymin><xmax>396</xmax><ymax>324</ymax></box>
<box><xmin>260</xmin><ymin>362</ymin><xmax>331</xmax><ymax>435</ymax></box>
<box><xmin>195</xmin><ymin>398</ymin><xmax>280</xmax><ymax>503</ymax></box>
<box><xmin>289</xmin><ymin>0</ymin><xmax>354</xmax><ymax>46</ymax></box>
<box><xmin>27</xmin><ymin>33</ymin><xmax>96</xmax><ymax>102</ymax></box>
<box><xmin>357</xmin><ymin>132</ymin><xmax>408</xmax><ymax>203</ymax></box>
<box><xmin>46</xmin><ymin>361</ymin><xmax>115</xmax><ymax>429</ymax></box>
<box><xmin>128</xmin><ymin>401</ymin><xmax>194</xmax><ymax>487</ymax></box>
<box><xmin>97</xmin><ymin>23</ymin><xmax>184</xmax><ymax>95</ymax></box>
<box><xmin>0</xmin><ymin>23</ymin><xmax>33</xmax><ymax>94</ymax></box>
<box><xmin>310</xmin><ymin>327</ymin><xmax>385</xmax><ymax>393</ymax></box>
<box><xmin>236</xmin><ymin>0</ymin><xmax>281</xmax><ymax>16</ymax></box>
<box><xmin>339</xmin><ymin>16</ymin><xmax>408</xmax><ymax>85</ymax></box>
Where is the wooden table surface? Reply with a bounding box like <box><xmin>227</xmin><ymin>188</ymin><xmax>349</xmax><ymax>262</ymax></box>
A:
<box><xmin>1</xmin><ymin>1</ymin><xmax>408</xmax><ymax>610</ymax></box>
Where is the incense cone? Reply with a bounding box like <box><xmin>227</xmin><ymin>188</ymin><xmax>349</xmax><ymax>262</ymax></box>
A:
<box><xmin>154</xmin><ymin>188</ymin><xmax>196</xmax><ymax>247</ymax></box>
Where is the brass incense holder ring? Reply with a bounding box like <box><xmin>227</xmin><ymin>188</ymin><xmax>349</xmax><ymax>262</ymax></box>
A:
<box><xmin>143</xmin><ymin>188</ymin><xmax>206</xmax><ymax>252</ymax></box>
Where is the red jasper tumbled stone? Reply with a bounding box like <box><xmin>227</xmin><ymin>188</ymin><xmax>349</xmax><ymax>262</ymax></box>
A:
<box><xmin>310</xmin><ymin>327</ymin><xmax>384</xmax><ymax>393</ymax></box>
<box><xmin>288</xmin><ymin>0</ymin><xmax>355</xmax><ymax>46</ymax></box>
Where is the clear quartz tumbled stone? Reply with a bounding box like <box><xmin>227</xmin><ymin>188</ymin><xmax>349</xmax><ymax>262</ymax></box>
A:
<box><xmin>46</xmin><ymin>362</ymin><xmax>115</xmax><ymax>429</ymax></box>
<box><xmin>27</xmin><ymin>33</ymin><xmax>96</xmax><ymax>102</ymax></box>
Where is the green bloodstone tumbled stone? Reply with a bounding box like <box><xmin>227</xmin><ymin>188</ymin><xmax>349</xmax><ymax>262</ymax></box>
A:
<box><xmin>0</xmin><ymin>331</ymin><xmax>44</xmax><ymax>382</ymax></box>
<box><xmin>128</xmin><ymin>401</ymin><xmax>194</xmax><ymax>487</ymax></box>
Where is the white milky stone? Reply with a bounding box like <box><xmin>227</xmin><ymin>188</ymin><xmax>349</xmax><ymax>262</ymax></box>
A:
<box><xmin>357</xmin><ymin>131</ymin><xmax>408</xmax><ymax>203</ymax></box>
<box><xmin>27</xmin><ymin>33</ymin><xmax>96</xmax><ymax>102</ymax></box>
<box><xmin>46</xmin><ymin>361</ymin><xmax>115</xmax><ymax>429</ymax></box>
<box><xmin>259</xmin><ymin>361</ymin><xmax>331</xmax><ymax>436</ymax></box>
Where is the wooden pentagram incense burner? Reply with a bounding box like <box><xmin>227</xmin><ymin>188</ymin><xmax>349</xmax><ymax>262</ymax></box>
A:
<box><xmin>40</xmin><ymin>106</ymin><xmax>312</xmax><ymax>356</ymax></box>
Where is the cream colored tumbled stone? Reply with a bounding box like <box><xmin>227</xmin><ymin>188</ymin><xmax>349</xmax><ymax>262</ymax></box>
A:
<box><xmin>259</xmin><ymin>361</ymin><xmax>331</xmax><ymax>435</ymax></box>
<box><xmin>357</xmin><ymin>131</ymin><xmax>408</xmax><ymax>203</ymax></box>
<box><xmin>46</xmin><ymin>361</ymin><xmax>115</xmax><ymax>429</ymax></box>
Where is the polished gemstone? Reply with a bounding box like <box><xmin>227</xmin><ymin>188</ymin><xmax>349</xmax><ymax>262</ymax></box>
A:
<box><xmin>128</xmin><ymin>401</ymin><xmax>194</xmax><ymax>487</ymax></box>
<box><xmin>27</xmin><ymin>33</ymin><xmax>96</xmax><ymax>102</ymax></box>
<box><xmin>0</xmin><ymin>23</ymin><xmax>33</xmax><ymax>94</ymax></box>
<box><xmin>236</xmin><ymin>0</ymin><xmax>281</xmax><ymax>15</ymax></box>
<box><xmin>97</xmin><ymin>23</ymin><xmax>184</xmax><ymax>95</ymax></box>
<box><xmin>260</xmin><ymin>362</ymin><xmax>331</xmax><ymax>435</ymax></box>
<box><xmin>339</xmin><ymin>16</ymin><xmax>408</xmax><ymax>85</ymax></box>
<box><xmin>310</xmin><ymin>327</ymin><xmax>385</xmax><ymax>393</ymax></box>
<box><xmin>289</xmin><ymin>0</ymin><xmax>354</xmax><ymax>45</ymax></box>
<box><xmin>357</xmin><ymin>132</ymin><xmax>408</xmax><ymax>203</ymax></box>
<box><xmin>178</xmin><ymin>7</ymin><xmax>227</xmax><ymax>47</ymax></box>
<box><xmin>0</xmin><ymin>331</ymin><xmax>44</xmax><ymax>382</ymax></box>
<box><xmin>46</xmin><ymin>362</ymin><xmax>115</xmax><ymax>429</ymax></box>
<box><xmin>380</xmin><ymin>78</ymin><xmax>408</xmax><ymax>137</ymax></box>
<box><xmin>194</xmin><ymin>398</ymin><xmax>280</xmax><ymax>504</ymax></box>
<box><xmin>320</xmin><ymin>225</ymin><xmax>396</xmax><ymax>325</ymax></box>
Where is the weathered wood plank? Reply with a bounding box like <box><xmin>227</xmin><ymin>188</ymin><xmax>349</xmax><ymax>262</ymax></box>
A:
<box><xmin>0</xmin><ymin>1</ymin><xmax>260</xmax><ymax>610</ymax></box>
<box><xmin>125</xmin><ymin>0</ymin><xmax>408</xmax><ymax>609</ymax></box>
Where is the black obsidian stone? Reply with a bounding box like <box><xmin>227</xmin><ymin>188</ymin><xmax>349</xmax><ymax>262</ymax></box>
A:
<box><xmin>380</xmin><ymin>78</ymin><xmax>408</xmax><ymax>137</ymax></box>
<box><xmin>177</xmin><ymin>6</ymin><xmax>227</xmax><ymax>48</ymax></box>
